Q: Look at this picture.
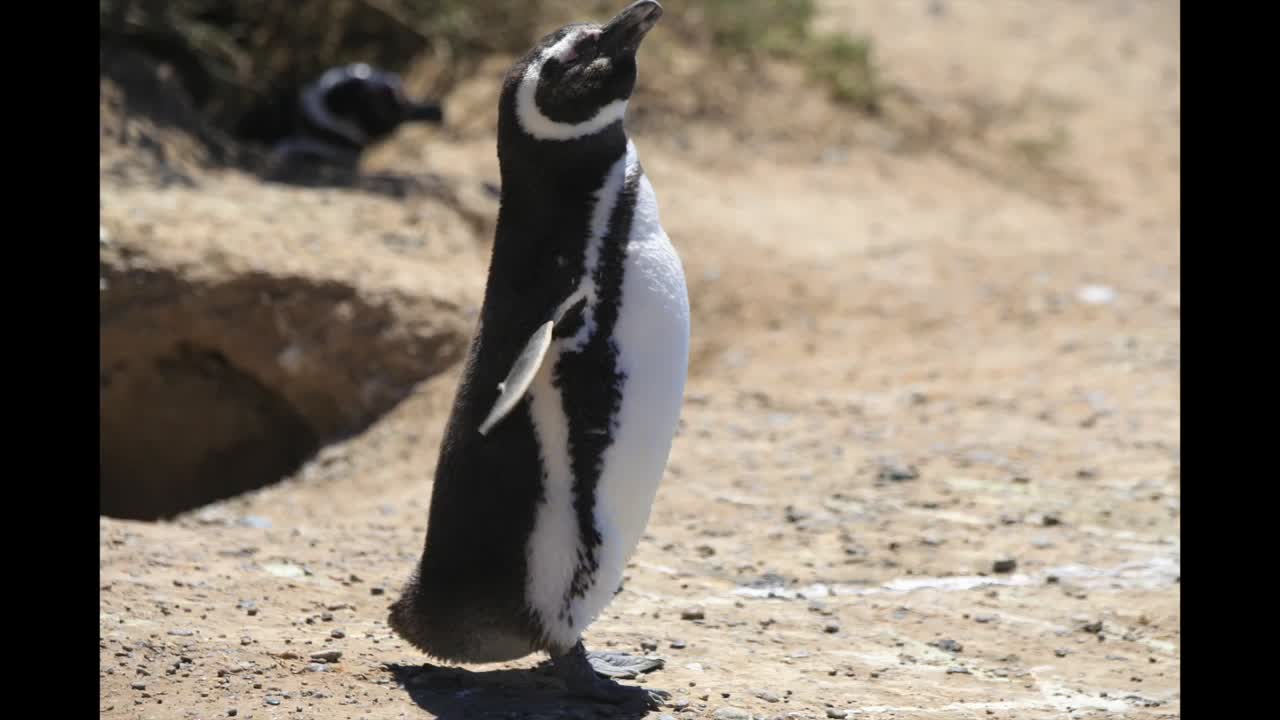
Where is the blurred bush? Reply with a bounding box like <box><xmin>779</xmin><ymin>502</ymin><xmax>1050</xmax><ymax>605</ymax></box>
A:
<box><xmin>100</xmin><ymin>0</ymin><xmax>880</xmax><ymax>140</ymax></box>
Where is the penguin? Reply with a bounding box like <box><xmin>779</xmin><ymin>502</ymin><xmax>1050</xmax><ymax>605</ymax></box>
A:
<box><xmin>265</xmin><ymin>62</ymin><xmax>444</xmax><ymax>170</ymax></box>
<box><xmin>388</xmin><ymin>0</ymin><xmax>685</xmax><ymax>709</ymax></box>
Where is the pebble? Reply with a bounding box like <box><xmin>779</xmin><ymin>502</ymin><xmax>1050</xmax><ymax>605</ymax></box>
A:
<box><xmin>946</xmin><ymin>666</ymin><xmax>971</xmax><ymax>674</ymax></box>
<box><xmin>878</xmin><ymin>459</ymin><xmax>919</xmax><ymax>482</ymax></box>
<box><xmin>641</xmin><ymin>639</ymin><xmax>659</xmax><ymax>651</ymax></box>
<box><xmin>673</xmin><ymin>699</ymin><xmax>690</xmax><ymax>710</ymax></box>
<box><xmin>306</xmin><ymin>663</ymin><xmax>327</xmax><ymax>672</ymax></box>
<box><xmin>992</xmin><ymin>557</ymin><xmax>1017</xmax><ymax>573</ymax></box>
<box><xmin>331</xmin><ymin>629</ymin><xmax>346</xmax><ymax>639</ymax></box>
<box><xmin>227</xmin><ymin>710</ymin><xmax>237</xmax><ymax>717</ymax></box>
<box><xmin>265</xmin><ymin>696</ymin><xmax>281</xmax><ymax>706</ymax></box>
<box><xmin>713</xmin><ymin>708</ymin><xmax>750</xmax><ymax>720</ymax></box>
<box><xmin>930</xmin><ymin>639</ymin><xmax>963</xmax><ymax>653</ymax></box>
<box><xmin>754</xmin><ymin>690</ymin><xmax>781</xmax><ymax>703</ymax></box>
<box><xmin>827</xmin><ymin>709</ymin><xmax>849</xmax><ymax>719</ymax></box>
<box><xmin>1031</xmin><ymin>537</ymin><xmax>1055</xmax><ymax>549</ymax></box>
<box><xmin>1082</xmin><ymin>621</ymin><xmax>1104</xmax><ymax>634</ymax></box>
<box><xmin>681</xmin><ymin>607</ymin><xmax>705</xmax><ymax>621</ymax></box>
<box><xmin>823</xmin><ymin>623</ymin><xmax>841</xmax><ymax>634</ymax></box>
<box><xmin>370</xmin><ymin>586</ymin><xmax>386</xmax><ymax>596</ymax></box>
<box><xmin>167</xmin><ymin>628</ymin><xmax>195</xmax><ymax>636</ymax></box>
<box><xmin>1076</xmin><ymin>284</ymin><xmax>1116</xmax><ymax>305</ymax></box>
<box><xmin>670</xmin><ymin>639</ymin><xmax>688</xmax><ymax>649</ymax></box>
<box><xmin>974</xmin><ymin>614</ymin><xmax>997</xmax><ymax>624</ymax></box>
<box><xmin>1042</xmin><ymin>513</ymin><xmax>1062</xmax><ymax>526</ymax></box>
<box><xmin>130</xmin><ymin>682</ymin><xmax>146</xmax><ymax>690</ymax></box>
<box><xmin>309</xmin><ymin>650</ymin><xmax>342</xmax><ymax>663</ymax></box>
<box><xmin>320</xmin><ymin>612</ymin><xmax>334</xmax><ymax>622</ymax></box>
<box><xmin>1055</xmin><ymin>648</ymin><xmax>1070</xmax><ymax>657</ymax></box>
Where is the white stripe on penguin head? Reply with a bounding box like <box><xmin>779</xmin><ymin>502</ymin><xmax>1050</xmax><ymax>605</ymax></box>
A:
<box><xmin>515</xmin><ymin>28</ymin><xmax>629</xmax><ymax>142</ymax></box>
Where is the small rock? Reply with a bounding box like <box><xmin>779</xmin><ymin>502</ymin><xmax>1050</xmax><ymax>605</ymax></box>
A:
<box><xmin>681</xmin><ymin>607</ymin><xmax>705</xmax><ymax>621</ymax></box>
<box><xmin>130</xmin><ymin>682</ymin><xmax>146</xmax><ymax>690</ymax></box>
<box><xmin>673</xmin><ymin>699</ymin><xmax>690</xmax><ymax>709</ymax></box>
<box><xmin>827</xmin><ymin>709</ymin><xmax>849</xmax><ymax>719</ymax></box>
<box><xmin>309</xmin><ymin>650</ymin><xmax>342</xmax><ymax>663</ymax></box>
<box><xmin>1055</xmin><ymin>648</ymin><xmax>1070</xmax><ymax>657</ymax></box>
<box><xmin>878</xmin><ymin>459</ymin><xmax>919</xmax><ymax>482</ymax></box>
<box><xmin>640</xmin><ymin>639</ymin><xmax>659</xmax><ymax>651</ymax></box>
<box><xmin>1031</xmin><ymin>537</ymin><xmax>1055</xmax><ymax>549</ymax></box>
<box><xmin>754</xmin><ymin>690</ymin><xmax>780</xmax><ymax>703</ymax></box>
<box><xmin>1076</xmin><ymin>284</ymin><xmax>1116</xmax><ymax>305</ymax></box>
<box><xmin>992</xmin><ymin>557</ymin><xmax>1017</xmax><ymax>574</ymax></box>
<box><xmin>330</xmin><ymin>629</ymin><xmax>345</xmax><ymax>639</ymax></box>
<box><xmin>240</xmin><ymin>636</ymin><xmax>252</xmax><ymax>646</ymax></box>
<box><xmin>227</xmin><ymin>710</ymin><xmax>237</xmax><ymax>717</ymax></box>
<box><xmin>1042</xmin><ymin>513</ymin><xmax>1062</xmax><ymax>526</ymax></box>
<box><xmin>306</xmin><ymin>663</ymin><xmax>327</xmax><ymax>672</ymax></box>
<box><xmin>658</xmin><ymin>715</ymin><xmax>677</xmax><ymax>720</ymax></box>
<box><xmin>265</xmin><ymin>696</ymin><xmax>281</xmax><ymax>706</ymax></box>
<box><xmin>167</xmin><ymin>628</ymin><xmax>195</xmax><ymax>637</ymax></box>
<box><xmin>320</xmin><ymin>612</ymin><xmax>334</xmax><ymax>622</ymax></box>
<box><xmin>974</xmin><ymin>614</ymin><xmax>997</xmax><ymax>624</ymax></box>
<box><xmin>713</xmin><ymin>707</ymin><xmax>750</xmax><ymax>720</ymax></box>
<box><xmin>370</xmin><ymin>586</ymin><xmax>386</xmax><ymax>596</ymax></box>
<box><xmin>823</xmin><ymin>623</ymin><xmax>841</xmax><ymax>634</ymax></box>
<box><xmin>784</xmin><ymin>506</ymin><xmax>810</xmax><ymax>523</ymax></box>
<box><xmin>930</xmin><ymin>639</ymin><xmax>963</xmax><ymax>653</ymax></box>
<box><xmin>670</xmin><ymin>639</ymin><xmax>687</xmax><ymax>649</ymax></box>
<box><xmin>1082</xmin><ymin>621</ymin><xmax>1104</xmax><ymax>634</ymax></box>
<box><xmin>946</xmin><ymin>665</ymin><xmax>971</xmax><ymax>674</ymax></box>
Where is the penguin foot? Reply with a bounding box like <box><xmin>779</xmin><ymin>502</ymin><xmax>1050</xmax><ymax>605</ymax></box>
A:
<box><xmin>586</xmin><ymin>650</ymin><xmax>665</xmax><ymax>679</ymax></box>
<box><xmin>551</xmin><ymin>642</ymin><xmax>670</xmax><ymax>709</ymax></box>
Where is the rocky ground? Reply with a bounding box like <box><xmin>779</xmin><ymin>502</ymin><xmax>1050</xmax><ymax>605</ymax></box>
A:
<box><xmin>100</xmin><ymin>2</ymin><xmax>1180</xmax><ymax>718</ymax></box>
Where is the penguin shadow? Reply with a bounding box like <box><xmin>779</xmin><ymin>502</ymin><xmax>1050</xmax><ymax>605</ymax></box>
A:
<box><xmin>385</xmin><ymin>662</ymin><xmax>659</xmax><ymax>719</ymax></box>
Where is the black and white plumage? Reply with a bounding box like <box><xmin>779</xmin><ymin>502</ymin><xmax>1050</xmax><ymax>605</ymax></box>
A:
<box><xmin>268</xmin><ymin>63</ymin><xmax>444</xmax><ymax>169</ymax></box>
<box><xmin>387</xmin><ymin>0</ymin><xmax>685</xmax><ymax>708</ymax></box>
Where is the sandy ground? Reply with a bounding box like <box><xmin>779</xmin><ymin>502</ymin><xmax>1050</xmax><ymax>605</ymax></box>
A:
<box><xmin>100</xmin><ymin>2</ymin><xmax>1180</xmax><ymax>718</ymax></box>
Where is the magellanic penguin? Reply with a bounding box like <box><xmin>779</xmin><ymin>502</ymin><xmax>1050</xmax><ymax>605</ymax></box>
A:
<box><xmin>267</xmin><ymin>62</ymin><xmax>444</xmax><ymax>169</ymax></box>
<box><xmin>388</xmin><ymin>0</ymin><xmax>686</xmax><ymax>708</ymax></box>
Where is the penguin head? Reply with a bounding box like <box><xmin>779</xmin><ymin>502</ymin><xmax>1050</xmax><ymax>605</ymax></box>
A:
<box><xmin>305</xmin><ymin>63</ymin><xmax>445</xmax><ymax>147</ymax></box>
<box><xmin>500</xmin><ymin>0</ymin><xmax>662</xmax><ymax>145</ymax></box>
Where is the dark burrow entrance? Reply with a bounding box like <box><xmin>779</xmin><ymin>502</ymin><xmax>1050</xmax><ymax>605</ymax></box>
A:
<box><xmin>99</xmin><ymin>266</ymin><xmax>465</xmax><ymax>521</ymax></box>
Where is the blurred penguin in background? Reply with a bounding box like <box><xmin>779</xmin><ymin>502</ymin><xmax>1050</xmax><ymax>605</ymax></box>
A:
<box><xmin>265</xmin><ymin>63</ymin><xmax>444</xmax><ymax>174</ymax></box>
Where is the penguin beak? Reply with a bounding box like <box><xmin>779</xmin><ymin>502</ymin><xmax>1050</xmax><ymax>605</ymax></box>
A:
<box><xmin>599</xmin><ymin>0</ymin><xmax>663</xmax><ymax>58</ymax></box>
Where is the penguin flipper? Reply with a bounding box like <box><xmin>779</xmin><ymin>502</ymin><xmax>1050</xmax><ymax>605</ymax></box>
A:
<box><xmin>477</xmin><ymin>320</ymin><xmax>554</xmax><ymax>436</ymax></box>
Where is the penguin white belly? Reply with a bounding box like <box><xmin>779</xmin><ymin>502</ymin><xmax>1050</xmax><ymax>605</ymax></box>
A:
<box><xmin>524</xmin><ymin>173</ymin><xmax>689</xmax><ymax>649</ymax></box>
<box><xmin>583</xmin><ymin>175</ymin><xmax>689</xmax><ymax>628</ymax></box>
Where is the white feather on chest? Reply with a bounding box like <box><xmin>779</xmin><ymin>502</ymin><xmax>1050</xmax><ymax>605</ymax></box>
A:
<box><xmin>524</xmin><ymin>142</ymin><xmax>690</xmax><ymax>647</ymax></box>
